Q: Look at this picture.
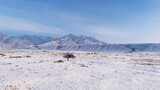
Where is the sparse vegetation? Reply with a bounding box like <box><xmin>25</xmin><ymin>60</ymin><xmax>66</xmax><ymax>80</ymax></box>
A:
<box><xmin>54</xmin><ymin>60</ymin><xmax>64</xmax><ymax>63</ymax></box>
<box><xmin>5</xmin><ymin>85</ymin><xmax>18</xmax><ymax>90</ymax></box>
<box><xmin>0</xmin><ymin>53</ymin><xmax>6</xmax><ymax>57</ymax></box>
<box><xmin>86</xmin><ymin>52</ymin><xmax>97</xmax><ymax>55</ymax></box>
<box><xmin>26</xmin><ymin>55</ymin><xmax>31</xmax><ymax>58</ymax></box>
<box><xmin>79</xmin><ymin>64</ymin><xmax>88</xmax><ymax>68</ymax></box>
<box><xmin>9</xmin><ymin>56</ymin><xmax>22</xmax><ymax>58</ymax></box>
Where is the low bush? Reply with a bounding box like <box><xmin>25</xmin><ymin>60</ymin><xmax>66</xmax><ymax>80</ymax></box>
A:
<box><xmin>63</xmin><ymin>53</ymin><xmax>75</xmax><ymax>61</ymax></box>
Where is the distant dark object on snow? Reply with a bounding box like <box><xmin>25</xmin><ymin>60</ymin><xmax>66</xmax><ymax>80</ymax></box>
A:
<box><xmin>63</xmin><ymin>53</ymin><xmax>75</xmax><ymax>61</ymax></box>
<box><xmin>0</xmin><ymin>53</ymin><xmax>6</xmax><ymax>57</ymax></box>
<box><xmin>54</xmin><ymin>60</ymin><xmax>64</xmax><ymax>63</ymax></box>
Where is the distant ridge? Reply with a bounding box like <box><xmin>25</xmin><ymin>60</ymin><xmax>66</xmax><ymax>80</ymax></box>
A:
<box><xmin>0</xmin><ymin>32</ymin><xmax>160</xmax><ymax>52</ymax></box>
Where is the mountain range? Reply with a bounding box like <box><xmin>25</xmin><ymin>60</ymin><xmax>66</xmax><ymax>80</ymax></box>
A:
<box><xmin>0</xmin><ymin>32</ymin><xmax>160</xmax><ymax>52</ymax></box>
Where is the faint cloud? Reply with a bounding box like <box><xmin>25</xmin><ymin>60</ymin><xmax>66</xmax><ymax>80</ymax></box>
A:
<box><xmin>0</xmin><ymin>15</ymin><xmax>64</xmax><ymax>35</ymax></box>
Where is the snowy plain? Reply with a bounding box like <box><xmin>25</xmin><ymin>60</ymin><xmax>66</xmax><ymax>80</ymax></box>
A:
<box><xmin>0</xmin><ymin>50</ymin><xmax>160</xmax><ymax>90</ymax></box>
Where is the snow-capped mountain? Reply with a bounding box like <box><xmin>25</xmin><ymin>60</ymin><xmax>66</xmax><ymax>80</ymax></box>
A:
<box><xmin>0</xmin><ymin>32</ymin><xmax>160</xmax><ymax>52</ymax></box>
<box><xmin>38</xmin><ymin>34</ymin><xmax>160</xmax><ymax>52</ymax></box>
<box><xmin>39</xmin><ymin>34</ymin><xmax>130</xmax><ymax>52</ymax></box>
<box><xmin>0</xmin><ymin>33</ymin><xmax>52</xmax><ymax>49</ymax></box>
<box><xmin>39</xmin><ymin>34</ymin><xmax>105</xmax><ymax>50</ymax></box>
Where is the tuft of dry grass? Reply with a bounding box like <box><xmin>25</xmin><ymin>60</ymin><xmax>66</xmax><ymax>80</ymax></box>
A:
<box><xmin>5</xmin><ymin>81</ymin><xmax>32</xmax><ymax>90</ymax></box>
<box><xmin>5</xmin><ymin>85</ymin><xmax>18</xmax><ymax>90</ymax></box>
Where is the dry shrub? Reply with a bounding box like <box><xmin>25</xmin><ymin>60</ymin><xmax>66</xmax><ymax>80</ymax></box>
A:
<box><xmin>63</xmin><ymin>53</ymin><xmax>76</xmax><ymax>61</ymax></box>
<box><xmin>9</xmin><ymin>56</ymin><xmax>22</xmax><ymax>58</ymax></box>
<box><xmin>26</xmin><ymin>56</ymin><xmax>31</xmax><ymax>58</ymax></box>
<box><xmin>54</xmin><ymin>60</ymin><xmax>64</xmax><ymax>63</ymax></box>
<box><xmin>86</xmin><ymin>52</ymin><xmax>97</xmax><ymax>55</ymax></box>
<box><xmin>0</xmin><ymin>53</ymin><xmax>6</xmax><ymax>57</ymax></box>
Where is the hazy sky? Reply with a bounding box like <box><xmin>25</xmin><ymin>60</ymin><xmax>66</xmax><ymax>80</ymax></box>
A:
<box><xmin>0</xmin><ymin>0</ymin><xmax>160</xmax><ymax>43</ymax></box>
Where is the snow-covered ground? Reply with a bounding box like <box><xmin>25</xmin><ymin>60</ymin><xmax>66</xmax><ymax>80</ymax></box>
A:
<box><xmin>0</xmin><ymin>50</ymin><xmax>160</xmax><ymax>90</ymax></box>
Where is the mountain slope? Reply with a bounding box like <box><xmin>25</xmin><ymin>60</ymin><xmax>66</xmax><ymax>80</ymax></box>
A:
<box><xmin>16</xmin><ymin>35</ymin><xmax>53</xmax><ymax>45</ymax></box>
<box><xmin>125</xmin><ymin>44</ymin><xmax>160</xmax><ymax>52</ymax></box>
<box><xmin>0</xmin><ymin>33</ymin><xmax>10</xmax><ymax>49</ymax></box>
<box><xmin>39</xmin><ymin>34</ymin><xmax>130</xmax><ymax>52</ymax></box>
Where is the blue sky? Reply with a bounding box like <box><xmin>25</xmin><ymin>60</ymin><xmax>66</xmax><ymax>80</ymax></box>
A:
<box><xmin>0</xmin><ymin>0</ymin><xmax>160</xmax><ymax>43</ymax></box>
